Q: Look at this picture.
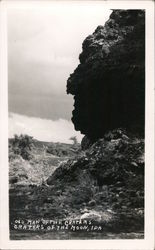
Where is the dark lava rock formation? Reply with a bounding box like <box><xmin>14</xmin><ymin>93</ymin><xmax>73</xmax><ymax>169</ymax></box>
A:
<box><xmin>47</xmin><ymin>129</ymin><xmax>144</xmax><ymax>232</ymax></box>
<box><xmin>67</xmin><ymin>10</ymin><xmax>145</xmax><ymax>141</ymax></box>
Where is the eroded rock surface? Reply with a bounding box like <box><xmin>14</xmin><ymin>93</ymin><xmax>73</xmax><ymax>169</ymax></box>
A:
<box><xmin>67</xmin><ymin>10</ymin><xmax>145</xmax><ymax>141</ymax></box>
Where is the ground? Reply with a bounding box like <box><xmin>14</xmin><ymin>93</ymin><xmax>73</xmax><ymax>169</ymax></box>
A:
<box><xmin>9</xmin><ymin>131</ymin><xmax>144</xmax><ymax>240</ymax></box>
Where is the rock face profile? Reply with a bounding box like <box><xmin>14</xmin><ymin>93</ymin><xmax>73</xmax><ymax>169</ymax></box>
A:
<box><xmin>67</xmin><ymin>10</ymin><xmax>145</xmax><ymax>141</ymax></box>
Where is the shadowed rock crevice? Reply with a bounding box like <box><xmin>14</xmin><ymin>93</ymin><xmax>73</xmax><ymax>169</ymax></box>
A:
<box><xmin>67</xmin><ymin>10</ymin><xmax>145</xmax><ymax>141</ymax></box>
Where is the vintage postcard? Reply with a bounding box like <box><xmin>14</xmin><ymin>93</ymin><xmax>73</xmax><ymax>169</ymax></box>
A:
<box><xmin>0</xmin><ymin>0</ymin><xmax>154</xmax><ymax>249</ymax></box>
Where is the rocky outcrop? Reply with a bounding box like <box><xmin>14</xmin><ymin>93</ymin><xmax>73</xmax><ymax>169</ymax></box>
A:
<box><xmin>47</xmin><ymin>129</ymin><xmax>144</xmax><ymax>232</ymax></box>
<box><xmin>67</xmin><ymin>10</ymin><xmax>145</xmax><ymax>141</ymax></box>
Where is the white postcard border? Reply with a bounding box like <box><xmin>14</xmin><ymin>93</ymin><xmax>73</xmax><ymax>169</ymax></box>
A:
<box><xmin>0</xmin><ymin>1</ymin><xmax>154</xmax><ymax>249</ymax></box>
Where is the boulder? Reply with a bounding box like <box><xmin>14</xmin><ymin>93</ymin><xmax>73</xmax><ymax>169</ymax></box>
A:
<box><xmin>81</xmin><ymin>211</ymin><xmax>101</xmax><ymax>221</ymax></box>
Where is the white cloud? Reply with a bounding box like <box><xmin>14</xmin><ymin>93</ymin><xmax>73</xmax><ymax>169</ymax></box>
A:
<box><xmin>9</xmin><ymin>112</ymin><xmax>83</xmax><ymax>144</ymax></box>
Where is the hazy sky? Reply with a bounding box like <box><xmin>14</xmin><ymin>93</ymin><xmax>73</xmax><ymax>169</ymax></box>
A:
<box><xmin>8</xmin><ymin>2</ymin><xmax>111</xmax><ymax>119</ymax></box>
<box><xmin>7</xmin><ymin>1</ymin><xmax>111</xmax><ymax>142</ymax></box>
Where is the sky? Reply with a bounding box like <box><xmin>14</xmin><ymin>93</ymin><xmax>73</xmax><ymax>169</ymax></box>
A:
<box><xmin>7</xmin><ymin>1</ymin><xmax>111</xmax><ymax>143</ymax></box>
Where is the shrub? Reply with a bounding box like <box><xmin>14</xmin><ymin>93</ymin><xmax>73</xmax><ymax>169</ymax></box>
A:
<box><xmin>9</xmin><ymin>134</ymin><xmax>34</xmax><ymax>160</ymax></box>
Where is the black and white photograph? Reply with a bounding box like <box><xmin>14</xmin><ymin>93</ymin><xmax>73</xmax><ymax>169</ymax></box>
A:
<box><xmin>0</xmin><ymin>0</ymin><xmax>154</xmax><ymax>249</ymax></box>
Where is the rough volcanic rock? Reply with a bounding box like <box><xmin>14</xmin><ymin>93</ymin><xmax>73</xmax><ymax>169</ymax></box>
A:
<box><xmin>46</xmin><ymin>129</ymin><xmax>144</xmax><ymax>231</ymax></box>
<box><xmin>67</xmin><ymin>10</ymin><xmax>145</xmax><ymax>141</ymax></box>
<box><xmin>47</xmin><ymin>129</ymin><xmax>144</xmax><ymax>191</ymax></box>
